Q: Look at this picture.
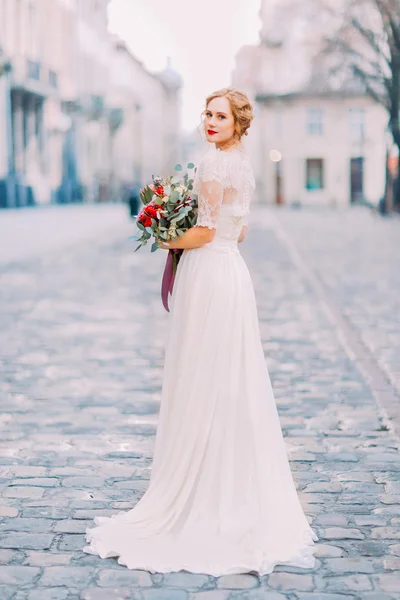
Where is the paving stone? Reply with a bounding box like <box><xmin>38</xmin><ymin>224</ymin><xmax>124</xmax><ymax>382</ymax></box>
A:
<box><xmin>57</xmin><ymin>535</ymin><xmax>86</xmax><ymax>551</ymax></box>
<box><xmin>28</xmin><ymin>589</ymin><xmax>70</xmax><ymax>600</ymax></box>
<box><xmin>303</xmin><ymin>483</ymin><xmax>342</xmax><ymax>493</ymax></box>
<box><xmin>230</xmin><ymin>592</ymin><xmax>287</xmax><ymax>600</ymax></box>
<box><xmin>337</xmin><ymin>472</ymin><xmax>375</xmax><ymax>483</ymax></box>
<box><xmin>0</xmin><ymin>586</ymin><xmax>19</xmax><ymax>600</ymax></box>
<box><xmin>388</xmin><ymin>544</ymin><xmax>400</xmax><ymax>556</ymax></box>
<box><xmin>267</xmin><ymin>573</ymin><xmax>313</xmax><ymax>591</ymax></box>
<box><xmin>10</xmin><ymin>467</ymin><xmax>48</xmax><ymax>477</ymax></box>
<box><xmin>0</xmin><ymin>549</ymin><xmax>18</xmax><ymax>564</ymax></box>
<box><xmin>359</xmin><ymin>594</ymin><xmax>398</xmax><ymax>600</ymax></box>
<box><xmin>61</xmin><ymin>478</ymin><xmax>106</xmax><ymax>489</ymax></box>
<box><xmin>321</xmin><ymin>528</ymin><xmax>365</xmax><ymax>540</ymax></box>
<box><xmin>39</xmin><ymin>567</ymin><xmax>96</xmax><ymax>588</ymax></box>
<box><xmin>97</xmin><ymin>568</ymin><xmax>152</xmax><ymax>587</ymax></box>
<box><xmin>313</xmin><ymin>544</ymin><xmax>346</xmax><ymax>558</ymax></box>
<box><xmin>216</xmin><ymin>574</ymin><xmax>259</xmax><ymax>589</ymax></box>
<box><xmin>324</xmin><ymin>453</ymin><xmax>359</xmax><ymax>462</ymax></box>
<box><xmin>22</xmin><ymin>507</ymin><xmax>70</xmax><ymax>519</ymax></box>
<box><xmin>356</xmin><ymin>541</ymin><xmax>386</xmax><ymax>556</ymax></box>
<box><xmin>141</xmin><ymin>590</ymin><xmax>189</xmax><ymax>600</ymax></box>
<box><xmin>53</xmin><ymin>520</ymin><xmax>92</xmax><ymax>534</ymax></box>
<box><xmin>376</xmin><ymin>573</ymin><xmax>400</xmax><ymax>592</ymax></box>
<box><xmin>323</xmin><ymin>557</ymin><xmax>374</xmax><ymax>573</ymax></box>
<box><xmin>0</xmin><ymin>533</ymin><xmax>55</xmax><ymax>550</ymax></box>
<box><xmin>162</xmin><ymin>572</ymin><xmax>209</xmax><ymax>589</ymax></box>
<box><xmin>23</xmin><ymin>552</ymin><xmax>72</xmax><ymax>566</ymax></box>
<box><xmin>353</xmin><ymin>515</ymin><xmax>387</xmax><ymax>526</ymax></box>
<box><xmin>316</xmin><ymin>514</ymin><xmax>348</xmax><ymax>527</ymax></box>
<box><xmin>0</xmin><ymin>565</ymin><xmax>40</xmax><ymax>585</ymax></box>
<box><xmin>324</xmin><ymin>574</ymin><xmax>374</xmax><ymax>591</ymax></box>
<box><xmin>2</xmin><ymin>487</ymin><xmax>45</xmax><ymax>499</ymax></box>
<box><xmin>382</xmin><ymin>556</ymin><xmax>400</xmax><ymax>570</ymax></box>
<box><xmin>190</xmin><ymin>592</ymin><xmax>231</xmax><ymax>600</ymax></box>
<box><xmin>371</xmin><ymin>527</ymin><xmax>400</xmax><ymax>539</ymax></box>
<box><xmin>12</xmin><ymin>478</ymin><xmax>60</xmax><ymax>488</ymax></box>
<box><xmin>80</xmin><ymin>589</ymin><xmax>132</xmax><ymax>600</ymax></box>
<box><xmin>378</xmin><ymin>495</ymin><xmax>400</xmax><ymax>505</ymax></box>
<box><xmin>295</xmin><ymin>595</ymin><xmax>358</xmax><ymax>600</ymax></box>
<box><xmin>0</xmin><ymin>506</ymin><xmax>18</xmax><ymax>517</ymax></box>
<box><xmin>0</xmin><ymin>518</ymin><xmax>54</xmax><ymax>533</ymax></box>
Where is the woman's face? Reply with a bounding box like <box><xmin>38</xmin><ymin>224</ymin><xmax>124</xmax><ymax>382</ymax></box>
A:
<box><xmin>204</xmin><ymin>96</ymin><xmax>236</xmax><ymax>148</ymax></box>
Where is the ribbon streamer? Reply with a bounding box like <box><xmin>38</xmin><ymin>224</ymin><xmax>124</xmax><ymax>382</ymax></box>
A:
<box><xmin>161</xmin><ymin>250</ymin><xmax>180</xmax><ymax>312</ymax></box>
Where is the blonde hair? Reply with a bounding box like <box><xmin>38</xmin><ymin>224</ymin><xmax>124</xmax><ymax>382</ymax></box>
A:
<box><xmin>204</xmin><ymin>87</ymin><xmax>254</xmax><ymax>140</ymax></box>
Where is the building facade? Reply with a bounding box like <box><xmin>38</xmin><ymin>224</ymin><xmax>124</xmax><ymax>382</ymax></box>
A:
<box><xmin>0</xmin><ymin>0</ymin><xmax>182</xmax><ymax>208</ymax></box>
<box><xmin>232</xmin><ymin>0</ymin><xmax>389</xmax><ymax>207</ymax></box>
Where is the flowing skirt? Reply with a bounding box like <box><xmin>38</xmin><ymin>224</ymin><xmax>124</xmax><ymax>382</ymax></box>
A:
<box><xmin>83</xmin><ymin>242</ymin><xmax>319</xmax><ymax>576</ymax></box>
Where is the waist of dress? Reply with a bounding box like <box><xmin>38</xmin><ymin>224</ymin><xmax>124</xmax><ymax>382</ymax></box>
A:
<box><xmin>201</xmin><ymin>238</ymin><xmax>240</xmax><ymax>255</ymax></box>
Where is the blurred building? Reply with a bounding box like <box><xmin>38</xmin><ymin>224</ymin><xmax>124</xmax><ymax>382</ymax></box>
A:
<box><xmin>233</xmin><ymin>0</ymin><xmax>388</xmax><ymax>207</ymax></box>
<box><xmin>0</xmin><ymin>0</ymin><xmax>182</xmax><ymax>208</ymax></box>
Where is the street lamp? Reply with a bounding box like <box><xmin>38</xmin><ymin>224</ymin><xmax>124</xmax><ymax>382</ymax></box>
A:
<box><xmin>269</xmin><ymin>149</ymin><xmax>283</xmax><ymax>204</ymax></box>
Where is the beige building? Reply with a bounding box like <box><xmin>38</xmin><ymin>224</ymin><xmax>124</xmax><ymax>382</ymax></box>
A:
<box><xmin>108</xmin><ymin>40</ymin><xmax>182</xmax><ymax>199</ymax></box>
<box><xmin>232</xmin><ymin>0</ymin><xmax>389</xmax><ymax>207</ymax></box>
<box><xmin>0</xmin><ymin>0</ymin><xmax>182</xmax><ymax>208</ymax></box>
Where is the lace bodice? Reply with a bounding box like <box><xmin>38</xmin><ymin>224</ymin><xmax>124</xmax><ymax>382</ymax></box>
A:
<box><xmin>193</xmin><ymin>146</ymin><xmax>255</xmax><ymax>241</ymax></box>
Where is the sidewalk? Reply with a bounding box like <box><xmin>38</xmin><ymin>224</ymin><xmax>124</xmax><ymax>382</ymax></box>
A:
<box><xmin>0</xmin><ymin>205</ymin><xmax>399</xmax><ymax>599</ymax></box>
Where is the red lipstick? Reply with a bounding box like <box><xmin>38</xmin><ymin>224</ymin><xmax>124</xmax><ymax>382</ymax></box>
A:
<box><xmin>207</xmin><ymin>130</ymin><xmax>217</xmax><ymax>135</ymax></box>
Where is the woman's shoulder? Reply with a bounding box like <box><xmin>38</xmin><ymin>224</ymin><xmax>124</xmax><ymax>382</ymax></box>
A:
<box><xmin>196</xmin><ymin>145</ymin><xmax>253</xmax><ymax>186</ymax></box>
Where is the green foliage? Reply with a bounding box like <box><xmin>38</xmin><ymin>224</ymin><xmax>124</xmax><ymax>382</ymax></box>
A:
<box><xmin>134</xmin><ymin>159</ymin><xmax>199</xmax><ymax>253</ymax></box>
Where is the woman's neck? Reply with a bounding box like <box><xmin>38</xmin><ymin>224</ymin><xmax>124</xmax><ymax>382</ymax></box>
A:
<box><xmin>215</xmin><ymin>139</ymin><xmax>240</xmax><ymax>152</ymax></box>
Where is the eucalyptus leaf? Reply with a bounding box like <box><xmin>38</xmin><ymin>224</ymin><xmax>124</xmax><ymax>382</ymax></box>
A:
<box><xmin>174</xmin><ymin>163</ymin><xmax>183</xmax><ymax>171</ymax></box>
<box><xmin>151</xmin><ymin>242</ymin><xmax>159</xmax><ymax>253</ymax></box>
<box><xmin>136</xmin><ymin>221</ymin><xmax>145</xmax><ymax>231</ymax></box>
<box><xmin>187</xmin><ymin>162</ymin><xmax>195</xmax><ymax>169</ymax></box>
<box><xmin>145</xmin><ymin>227</ymin><xmax>153</xmax><ymax>235</ymax></box>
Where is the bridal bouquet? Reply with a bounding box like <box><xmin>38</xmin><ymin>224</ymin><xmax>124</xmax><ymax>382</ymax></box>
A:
<box><xmin>133</xmin><ymin>163</ymin><xmax>198</xmax><ymax>311</ymax></box>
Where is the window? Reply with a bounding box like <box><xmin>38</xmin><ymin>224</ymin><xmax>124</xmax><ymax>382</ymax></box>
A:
<box><xmin>307</xmin><ymin>108</ymin><xmax>324</xmax><ymax>136</ymax></box>
<box><xmin>306</xmin><ymin>159</ymin><xmax>324</xmax><ymax>190</ymax></box>
<box><xmin>349</xmin><ymin>108</ymin><xmax>365</xmax><ymax>141</ymax></box>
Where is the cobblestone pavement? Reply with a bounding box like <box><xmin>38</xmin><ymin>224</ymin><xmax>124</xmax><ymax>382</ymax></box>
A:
<box><xmin>0</xmin><ymin>205</ymin><xmax>399</xmax><ymax>600</ymax></box>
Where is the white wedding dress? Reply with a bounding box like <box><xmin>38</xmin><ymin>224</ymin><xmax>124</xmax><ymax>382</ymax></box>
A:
<box><xmin>83</xmin><ymin>145</ymin><xmax>319</xmax><ymax>576</ymax></box>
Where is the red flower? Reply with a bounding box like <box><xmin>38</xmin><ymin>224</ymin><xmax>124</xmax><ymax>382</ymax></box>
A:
<box><xmin>155</xmin><ymin>186</ymin><xmax>164</xmax><ymax>196</ymax></box>
<box><xmin>141</xmin><ymin>215</ymin><xmax>152</xmax><ymax>227</ymax></box>
<box><xmin>144</xmin><ymin>204</ymin><xmax>158</xmax><ymax>219</ymax></box>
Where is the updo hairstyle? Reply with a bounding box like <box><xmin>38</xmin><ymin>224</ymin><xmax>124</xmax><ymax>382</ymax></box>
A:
<box><xmin>204</xmin><ymin>87</ymin><xmax>254</xmax><ymax>140</ymax></box>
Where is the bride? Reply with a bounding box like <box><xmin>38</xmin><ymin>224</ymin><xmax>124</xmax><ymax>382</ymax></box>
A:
<box><xmin>83</xmin><ymin>87</ymin><xmax>319</xmax><ymax>576</ymax></box>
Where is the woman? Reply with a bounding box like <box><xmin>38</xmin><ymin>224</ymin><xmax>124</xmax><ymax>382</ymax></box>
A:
<box><xmin>83</xmin><ymin>88</ymin><xmax>318</xmax><ymax>576</ymax></box>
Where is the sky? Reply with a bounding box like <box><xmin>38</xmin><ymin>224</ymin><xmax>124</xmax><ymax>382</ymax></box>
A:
<box><xmin>108</xmin><ymin>0</ymin><xmax>261</xmax><ymax>132</ymax></box>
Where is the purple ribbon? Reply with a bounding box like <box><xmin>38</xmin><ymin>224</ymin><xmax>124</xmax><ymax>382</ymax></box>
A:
<box><xmin>161</xmin><ymin>249</ymin><xmax>180</xmax><ymax>312</ymax></box>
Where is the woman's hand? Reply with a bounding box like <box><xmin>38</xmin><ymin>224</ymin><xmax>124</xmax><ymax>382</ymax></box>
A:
<box><xmin>159</xmin><ymin>241</ymin><xmax>170</xmax><ymax>250</ymax></box>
